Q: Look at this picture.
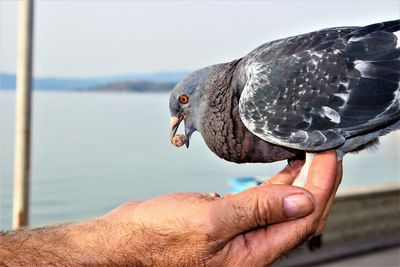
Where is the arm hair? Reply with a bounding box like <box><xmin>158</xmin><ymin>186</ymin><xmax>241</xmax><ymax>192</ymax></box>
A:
<box><xmin>0</xmin><ymin>221</ymin><xmax>142</xmax><ymax>266</ymax></box>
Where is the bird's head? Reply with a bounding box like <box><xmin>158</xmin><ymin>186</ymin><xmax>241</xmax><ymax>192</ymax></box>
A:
<box><xmin>169</xmin><ymin>65</ymin><xmax>218</xmax><ymax>148</ymax></box>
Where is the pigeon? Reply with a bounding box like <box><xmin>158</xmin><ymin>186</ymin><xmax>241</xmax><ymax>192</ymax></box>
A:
<box><xmin>169</xmin><ymin>20</ymin><xmax>400</xmax><ymax>186</ymax></box>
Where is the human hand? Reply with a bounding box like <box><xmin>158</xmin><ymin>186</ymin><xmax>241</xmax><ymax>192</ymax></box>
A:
<box><xmin>0</xmin><ymin>151</ymin><xmax>340</xmax><ymax>266</ymax></box>
<box><xmin>263</xmin><ymin>150</ymin><xmax>343</xmax><ymax>237</ymax></box>
<box><xmin>84</xmin><ymin>151</ymin><xmax>339</xmax><ymax>266</ymax></box>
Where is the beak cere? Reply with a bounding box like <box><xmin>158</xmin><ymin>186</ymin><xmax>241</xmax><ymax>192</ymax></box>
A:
<box><xmin>170</xmin><ymin>116</ymin><xmax>186</xmax><ymax>148</ymax></box>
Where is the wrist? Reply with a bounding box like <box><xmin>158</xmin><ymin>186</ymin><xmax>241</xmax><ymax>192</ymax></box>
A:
<box><xmin>71</xmin><ymin>216</ymin><xmax>144</xmax><ymax>266</ymax></box>
<box><xmin>64</xmin><ymin>219</ymin><xmax>110</xmax><ymax>264</ymax></box>
<box><xmin>0</xmin><ymin>222</ymin><xmax>107</xmax><ymax>266</ymax></box>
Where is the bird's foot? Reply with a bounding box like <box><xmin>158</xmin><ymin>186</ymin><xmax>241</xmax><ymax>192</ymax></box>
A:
<box><xmin>293</xmin><ymin>152</ymin><xmax>316</xmax><ymax>187</ymax></box>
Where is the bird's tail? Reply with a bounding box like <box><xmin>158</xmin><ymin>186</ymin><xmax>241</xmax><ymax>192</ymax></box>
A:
<box><xmin>340</xmin><ymin>19</ymin><xmax>400</xmax><ymax>137</ymax></box>
<box><xmin>350</xmin><ymin>19</ymin><xmax>400</xmax><ymax>37</ymax></box>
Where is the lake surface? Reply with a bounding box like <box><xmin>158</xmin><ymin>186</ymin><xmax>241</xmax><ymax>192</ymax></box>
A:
<box><xmin>0</xmin><ymin>91</ymin><xmax>399</xmax><ymax>229</ymax></box>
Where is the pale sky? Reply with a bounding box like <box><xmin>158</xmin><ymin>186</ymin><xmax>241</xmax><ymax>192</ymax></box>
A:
<box><xmin>0</xmin><ymin>0</ymin><xmax>399</xmax><ymax>78</ymax></box>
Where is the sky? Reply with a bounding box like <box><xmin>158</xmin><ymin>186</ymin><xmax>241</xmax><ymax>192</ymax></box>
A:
<box><xmin>0</xmin><ymin>0</ymin><xmax>399</xmax><ymax>78</ymax></box>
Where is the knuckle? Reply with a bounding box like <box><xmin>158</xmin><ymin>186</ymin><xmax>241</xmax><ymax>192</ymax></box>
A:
<box><xmin>233</xmin><ymin>196</ymin><xmax>261</xmax><ymax>227</ymax></box>
<box><xmin>201</xmin><ymin>222</ymin><xmax>219</xmax><ymax>242</ymax></box>
<box><xmin>236</xmin><ymin>192</ymin><xmax>274</xmax><ymax>227</ymax></box>
<box><xmin>257</xmin><ymin>194</ymin><xmax>273</xmax><ymax>225</ymax></box>
<box><xmin>196</xmin><ymin>207</ymin><xmax>220</xmax><ymax>242</ymax></box>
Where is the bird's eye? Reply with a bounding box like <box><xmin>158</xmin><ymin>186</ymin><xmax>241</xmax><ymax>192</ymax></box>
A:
<box><xmin>179</xmin><ymin>94</ymin><xmax>189</xmax><ymax>104</ymax></box>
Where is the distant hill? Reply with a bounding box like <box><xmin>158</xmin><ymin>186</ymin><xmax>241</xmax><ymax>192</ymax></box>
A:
<box><xmin>0</xmin><ymin>74</ymin><xmax>18</xmax><ymax>89</ymax></box>
<box><xmin>88</xmin><ymin>81</ymin><xmax>177</xmax><ymax>93</ymax></box>
<box><xmin>0</xmin><ymin>72</ymin><xmax>188</xmax><ymax>92</ymax></box>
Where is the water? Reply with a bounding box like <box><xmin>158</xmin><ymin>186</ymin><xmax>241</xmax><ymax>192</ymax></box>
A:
<box><xmin>0</xmin><ymin>91</ymin><xmax>399</xmax><ymax>229</ymax></box>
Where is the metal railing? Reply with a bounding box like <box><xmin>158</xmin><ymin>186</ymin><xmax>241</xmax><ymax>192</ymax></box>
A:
<box><xmin>274</xmin><ymin>183</ymin><xmax>400</xmax><ymax>267</ymax></box>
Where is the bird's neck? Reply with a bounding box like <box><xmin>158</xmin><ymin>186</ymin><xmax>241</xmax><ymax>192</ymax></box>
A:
<box><xmin>199</xmin><ymin>60</ymin><xmax>298</xmax><ymax>163</ymax></box>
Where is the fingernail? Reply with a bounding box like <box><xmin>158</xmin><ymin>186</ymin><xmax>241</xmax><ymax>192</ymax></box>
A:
<box><xmin>283</xmin><ymin>193</ymin><xmax>314</xmax><ymax>218</ymax></box>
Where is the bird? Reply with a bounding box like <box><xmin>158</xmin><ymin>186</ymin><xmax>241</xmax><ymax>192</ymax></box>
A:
<box><xmin>169</xmin><ymin>19</ymin><xmax>400</xmax><ymax>187</ymax></box>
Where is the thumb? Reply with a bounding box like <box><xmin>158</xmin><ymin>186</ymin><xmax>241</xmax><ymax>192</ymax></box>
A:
<box><xmin>214</xmin><ymin>184</ymin><xmax>315</xmax><ymax>241</ymax></box>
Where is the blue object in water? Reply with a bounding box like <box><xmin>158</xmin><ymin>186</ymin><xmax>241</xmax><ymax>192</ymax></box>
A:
<box><xmin>228</xmin><ymin>177</ymin><xmax>263</xmax><ymax>193</ymax></box>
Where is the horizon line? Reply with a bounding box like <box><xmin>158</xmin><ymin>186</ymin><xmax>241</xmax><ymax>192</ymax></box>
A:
<box><xmin>0</xmin><ymin>70</ymin><xmax>190</xmax><ymax>80</ymax></box>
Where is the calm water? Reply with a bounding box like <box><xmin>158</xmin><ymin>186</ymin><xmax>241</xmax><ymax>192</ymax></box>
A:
<box><xmin>0</xmin><ymin>91</ymin><xmax>399</xmax><ymax>229</ymax></box>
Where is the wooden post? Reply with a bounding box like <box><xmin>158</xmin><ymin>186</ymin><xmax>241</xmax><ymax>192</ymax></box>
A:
<box><xmin>12</xmin><ymin>0</ymin><xmax>34</xmax><ymax>229</ymax></box>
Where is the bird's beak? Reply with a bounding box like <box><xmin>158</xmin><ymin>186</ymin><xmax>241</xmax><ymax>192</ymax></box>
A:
<box><xmin>184</xmin><ymin>123</ymin><xmax>195</xmax><ymax>148</ymax></box>
<box><xmin>170</xmin><ymin>115</ymin><xmax>183</xmax><ymax>141</ymax></box>
<box><xmin>170</xmin><ymin>115</ymin><xmax>195</xmax><ymax>148</ymax></box>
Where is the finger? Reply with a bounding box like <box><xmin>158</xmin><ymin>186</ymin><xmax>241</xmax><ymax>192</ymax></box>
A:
<box><xmin>239</xmin><ymin>151</ymin><xmax>338</xmax><ymax>263</ymax></box>
<box><xmin>303</xmin><ymin>150</ymin><xmax>338</xmax><ymax>214</ymax></box>
<box><xmin>213</xmin><ymin>184</ymin><xmax>315</xmax><ymax>241</ymax></box>
<box><xmin>315</xmin><ymin>161</ymin><xmax>343</xmax><ymax>235</ymax></box>
<box><xmin>263</xmin><ymin>160</ymin><xmax>304</xmax><ymax>186</ymax></box>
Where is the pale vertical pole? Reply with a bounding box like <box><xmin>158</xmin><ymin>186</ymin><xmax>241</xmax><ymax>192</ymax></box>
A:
<box><xmin>12</xmin><ymin>0</ymin><xmax>34</xmax><ymax>229</ymax></box>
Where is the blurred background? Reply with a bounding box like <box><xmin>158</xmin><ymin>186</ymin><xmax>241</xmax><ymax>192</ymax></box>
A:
<box><xmin>0</xmin><ymin>0</ymin><xmax>399</xmax><ymax>234</ymax></box>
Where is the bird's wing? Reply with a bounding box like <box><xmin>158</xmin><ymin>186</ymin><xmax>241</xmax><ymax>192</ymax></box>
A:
<box><xmin>238</xmin><ymin>20</ymin><xmax>400</xmax><ymax>151</ymax></box>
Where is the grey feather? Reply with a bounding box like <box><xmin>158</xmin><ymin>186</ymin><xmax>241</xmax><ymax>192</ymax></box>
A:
<box><xmin>169</xmin><ymin>20</ymin><xmax>400</xmax><ymax>163</ymax></box>
<box><xmin>238</xmin><ymin>20</ymin><xmax>400</xmax><ymax>152</ymax></box>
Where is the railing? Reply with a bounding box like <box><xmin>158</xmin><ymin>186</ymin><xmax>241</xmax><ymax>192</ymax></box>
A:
<box><xmin>274</xmin><ymin>183</ymin><xmax>400</xmax><ymax>267</ymax></box>
<box><xmin>12</xmin><ymin>0</ymin><xmax>34</xmax><ymax>229</ymax></box>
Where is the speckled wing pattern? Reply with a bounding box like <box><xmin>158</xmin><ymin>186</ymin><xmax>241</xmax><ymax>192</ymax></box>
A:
<box><xmin>239</xmin><ymin>20</ymin><xmax>400</xmax><ymax>151</ymax></box>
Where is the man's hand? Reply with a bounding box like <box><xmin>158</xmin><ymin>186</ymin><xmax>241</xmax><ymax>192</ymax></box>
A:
<box><xmin>0</xmin><ymin>151</ymin><xmax>341</xmax><ymax>266</ymax></box>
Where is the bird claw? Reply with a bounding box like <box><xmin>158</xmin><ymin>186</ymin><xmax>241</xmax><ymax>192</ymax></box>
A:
<box><xmin>287</xmin><ymin>159</ymin><xmax>295</xmax><ymax>167</ymax></box>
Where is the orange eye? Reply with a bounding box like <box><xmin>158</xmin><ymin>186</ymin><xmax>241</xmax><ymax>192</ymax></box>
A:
<box><xmin>179</xmin><ymin>94</ymin><xmax>189</xmax><ymax>104</ymax></box>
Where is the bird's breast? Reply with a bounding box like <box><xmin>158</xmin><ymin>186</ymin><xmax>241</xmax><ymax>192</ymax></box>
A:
<box><xmin>200</xmin><ymin>96</ymin><xmax>299</xmax><ymax>163</ymax></box>
<box><xmin>198</xmin><ymin>59</ymin><xmax>300</xmax><ymax>163</ymax></box>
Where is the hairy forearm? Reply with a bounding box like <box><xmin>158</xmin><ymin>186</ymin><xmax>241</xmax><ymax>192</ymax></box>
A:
<box><xmin>0</xmin><ymin>220</ymin><xmax>138</xmax><ymax>266</ymax></box>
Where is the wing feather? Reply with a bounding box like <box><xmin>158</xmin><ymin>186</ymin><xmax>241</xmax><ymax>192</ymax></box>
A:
<box><xmin>238</xmin><ymin>20</ymin><xmax>400</xmax><ymax>151</ymax></box>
